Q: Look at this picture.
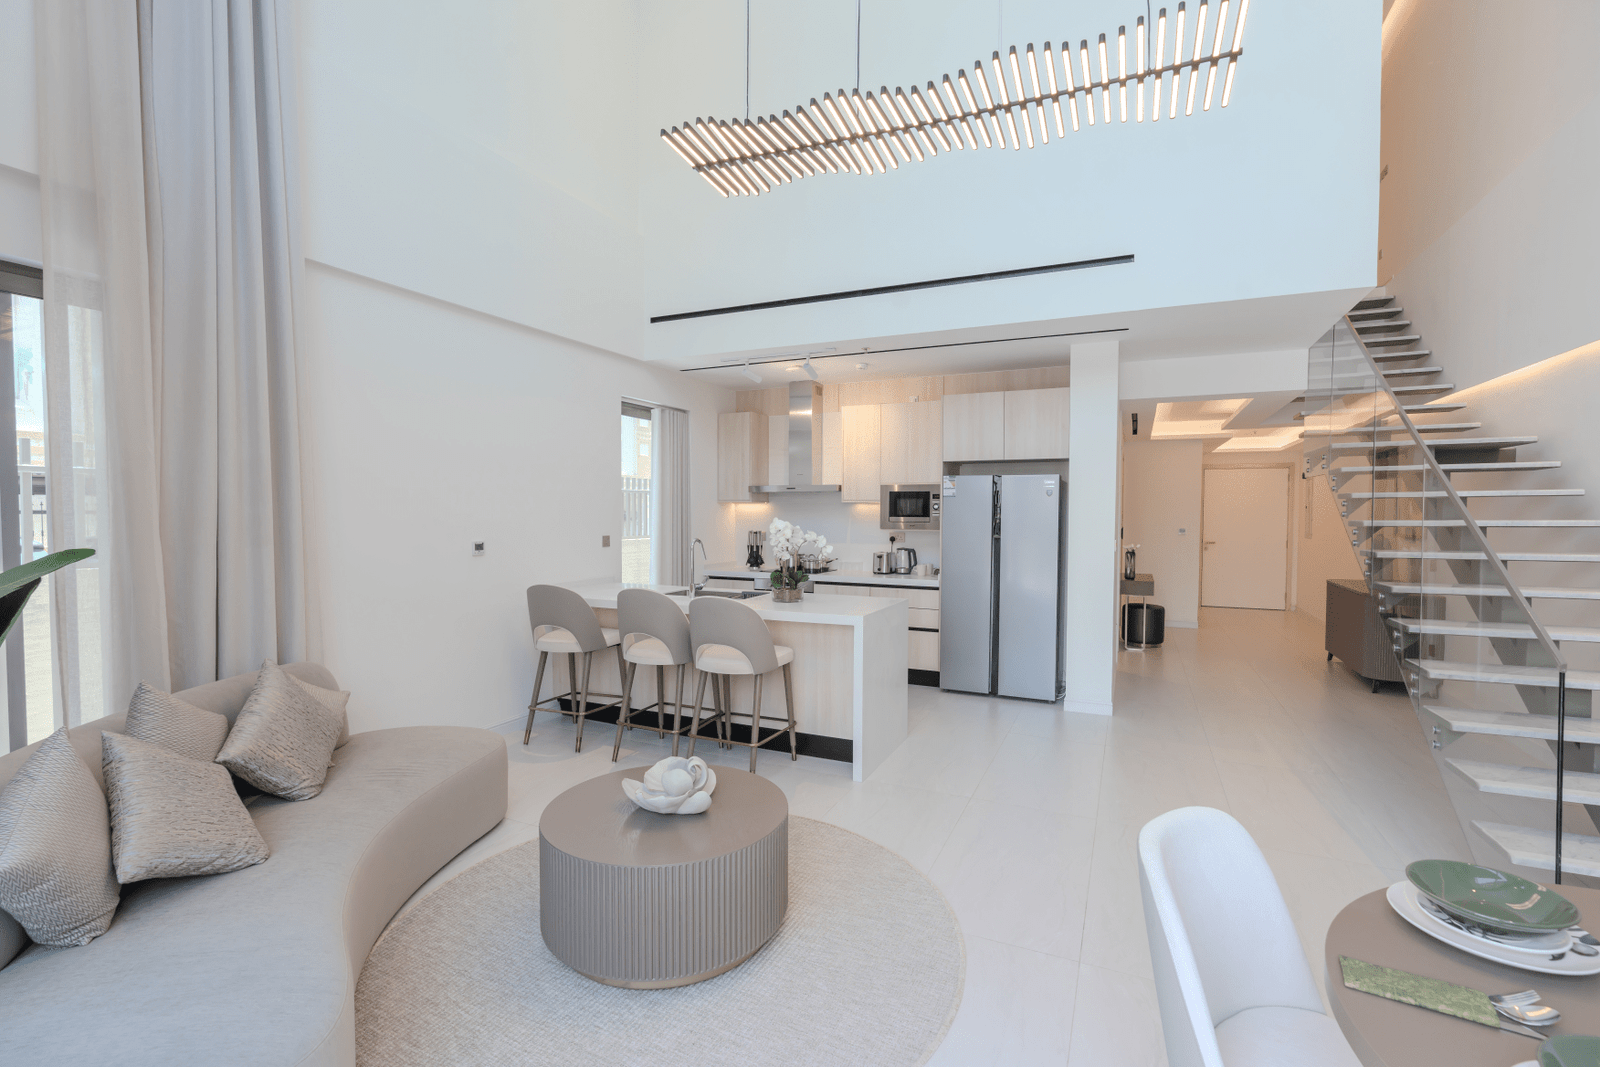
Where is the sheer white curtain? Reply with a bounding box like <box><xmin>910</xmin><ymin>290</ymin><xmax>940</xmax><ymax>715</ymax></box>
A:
<box><xmin>650</xmin><ymin>406</ymin><xmax>691</xmax><ymax>585</ymax></box>
<box><xmin>34</xmin><ymin>0</ymin><xmax>317</xmax><ymax>716</ymax></box>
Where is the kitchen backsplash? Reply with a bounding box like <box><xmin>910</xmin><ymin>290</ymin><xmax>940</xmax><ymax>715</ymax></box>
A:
<box><xmin>726</xmin><ymin>498</ymin><xmax>939</xmax><ymax>569</ymax></box>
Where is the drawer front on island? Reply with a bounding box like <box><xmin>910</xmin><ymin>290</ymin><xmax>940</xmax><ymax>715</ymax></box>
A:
<box><xmin>812</xmin><ymin>582</ymin><xmax>940</xmax><ymax>681</ymax></box>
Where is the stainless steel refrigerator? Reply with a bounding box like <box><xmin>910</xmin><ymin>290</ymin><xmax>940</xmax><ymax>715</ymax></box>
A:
<box><xmin>939</xmin><ymin>472</ymin><xmax>1068</xmax><ymax>701</ymax></box>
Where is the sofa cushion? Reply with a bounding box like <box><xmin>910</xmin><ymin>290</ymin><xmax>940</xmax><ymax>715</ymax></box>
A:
<box><xmin>102</xmin><ymin>732</ymin><xmax>270</xmax><ymax>884</ymax></box>
<box><xmin>0</xmin><ymin>724</ymin><xmax>507</xmax><ymax>1067</ymax></box>
<box><xmin>291</xmin><ymin>674</ymin><xmax>351</xmax><ymax>748</ymax></box>
<box><xmin>125</xmin><ymin>682</ymin><xmax>231</xmax><ymax>763</ymax></box>
<box><xmin>216</xmin><ymin>663</ymin><xmax>344</xmax><ymax>800</ymax></box>
<box><xmin>0</xmin><ymin>729</ymin><xmax>121</xmax><ymax>947</ymax></box>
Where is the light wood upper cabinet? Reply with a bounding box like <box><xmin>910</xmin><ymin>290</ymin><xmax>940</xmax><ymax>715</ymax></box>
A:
<box><xmin>820</xmin><ymin>410</ymin><xmax>843</xmax><ymax>485</ymax></box>
<box><xmin>1003</xmin><ymin>387</ymin><xmax>1071</xmax><ymax>460</ymax></box>
<box><xmin>880</xmin><ymin>400</ymin><xmax>943</xmax><ymax>484</ymax></box>
<box><xmin>766</xmin><ymin>414</ymin><xmax>789</xmax><ymax>486</ymax></box>
<box><xmin>943</xmin><ymin>391</ymin><xmax>1005</xmax><ymax>462</ymax></box>
<box><xmin>840</xmin><ymin>404</ymin><xmax>881</xmax><ymax>502</ymax></box>
<box><xmin>717</xmin><ymin>411</ymin><xmax>768</xmax><ymax>502</ymax></box>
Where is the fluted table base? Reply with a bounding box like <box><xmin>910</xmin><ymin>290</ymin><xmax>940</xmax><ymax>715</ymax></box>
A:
<box><xmin>539</xmin><ymin>767</ymin><xmax>789</xmax><ymax>988</ymax></box>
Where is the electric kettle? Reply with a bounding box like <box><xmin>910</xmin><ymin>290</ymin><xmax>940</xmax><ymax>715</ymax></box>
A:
<box><xmin>894</xmin><ymin>547</ymin><xmax>918</xmax><ymax>575</ymax></box>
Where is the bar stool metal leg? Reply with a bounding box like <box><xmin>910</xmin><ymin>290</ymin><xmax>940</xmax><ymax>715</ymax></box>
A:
<box><xmin>688</xmin><ymin>670</ymin><xmax>710</xmax><ymax>758</ymax></box>
<box><xmin>611</xmin><ymin>660</ymin><xmax>638</xmax><ymax>762</ymax></box>
<box><xmin>654</xmin><ymin>665</ymin><xmax>667</xmax><ymax>738</ymax></box>
<box><xmin>524</xmin><ymin>650</ymin><xmax>548</xmax><ymax>745</ymax></box>
<box><xmin>782</xmin><ymin>662</ymin><xmax>797</xmax><ymax>760</ymax></box>
<box><xmin>567</xmin><ymin>653</ymin><xmax>578</xmax><ymax>717</ymax></box>
<box><xmin>749</xmin><ymin>674</ymin><xmax>764</xmax><ymax>772</ymax></box>
<box><xmin>710</xmin><ymin>672</ymin><xmax>726</xmax><ymax>749</ymax></box>
<box><xmin>575</xmin><ymin>652</ymin><xmax>593</xmax><ymax>752</ymax></box>
<box><xmin>721</xmin><ymin>676</ymin><xmax>733</xmax><ymax>748</ymax></box>
<box><xmin>671</xmin><ymin>664</ymin><xmax>686</xmax><ymax>757</ymax></box>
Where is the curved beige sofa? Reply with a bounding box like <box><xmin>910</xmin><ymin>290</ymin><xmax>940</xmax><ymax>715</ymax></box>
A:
<box><xmin>0</xmin><ymin>663</ymin><xmax>508</xmax><ymax>1066</ymax></box>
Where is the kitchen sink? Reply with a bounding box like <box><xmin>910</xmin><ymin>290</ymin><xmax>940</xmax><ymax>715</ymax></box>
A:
<box><xmin>667</xmin><ymin>588</ymin><xmax>766</xmax><ymax>599</ymax></box>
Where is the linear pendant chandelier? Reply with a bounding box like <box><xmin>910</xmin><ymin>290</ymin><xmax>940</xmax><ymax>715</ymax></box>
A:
<box><xmin>660</xmin><ymin>0</ymin><xmax>1249</xmax><ymax>197</ymax></box>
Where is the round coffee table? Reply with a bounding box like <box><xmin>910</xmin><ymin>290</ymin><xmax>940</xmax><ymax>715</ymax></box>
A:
<box><xmin>539</xmin><ymin>766</ymin><xmax>789</xmax><ymax>988</ymax></box>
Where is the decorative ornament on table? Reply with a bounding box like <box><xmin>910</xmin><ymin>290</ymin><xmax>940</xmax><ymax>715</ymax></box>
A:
<box><xmin>768</xmin><ymin>519</ymin><xmax>832</xmax><ymax>603</ymax></box>
<box><xmin>621</xmin><ymin>756</ymin><xmax>718</xmax><ymax>815</ymax></box>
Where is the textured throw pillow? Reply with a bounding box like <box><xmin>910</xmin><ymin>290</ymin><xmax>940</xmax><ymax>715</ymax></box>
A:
<box><xmin>0</xmin><ymin>728</ymin><xmax>120</xmax><ymax>946</ymax></box>
<box><xmin>288</xmin><ymin>674</ymin><xmax>351</xmax><ymax>749</ymax></box>
<box><xmin>215</xmin><ymin>662</ymin><xmax>343</xmax><ymax>801</ymax></box>
<box><xmin>124</xmin><ymin>681</ymin><xmax>232</xmax><ymax>763</ymax></box>
<box><xmin>101</xmin><ymin>732</ymin><xmax>269</xmax><ymax>883</ymax></box>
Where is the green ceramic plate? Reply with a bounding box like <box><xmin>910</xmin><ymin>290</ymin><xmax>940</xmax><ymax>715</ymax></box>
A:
<box><xmin>1407</xmin><ymin>859</ymin><xmax>1579</xmax><ymax>934</ymax></box>
<box><xmin>1542</xmin><ymin>1035</ymin><xmax>1600</xmax><ymax>1067</ymax></box>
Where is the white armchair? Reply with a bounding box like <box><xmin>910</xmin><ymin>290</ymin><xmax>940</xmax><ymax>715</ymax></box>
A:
<box><xmin>1138</xmin><ymin>807</ymin><xmax>1363</xmax><ymax>1067</ymax></box>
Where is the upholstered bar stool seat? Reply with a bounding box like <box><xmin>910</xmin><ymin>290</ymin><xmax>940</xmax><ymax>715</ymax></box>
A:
<box><xmin>524</xmin><ymin>585</ymin><xmax>626</xmax><ymax>753</ymax></box>
<box><xmin>612</xmin><ymin>589</ymin><xmax>700</xmax><ymax>761</ymax></box>
<box><xmin>693</xmin><ymin>643</ymin><xmax>794</xmax><ymax>675</ymax></box>
<box><xmin>688</xmin><ymin>597</ymin><xmax>798</xmax><ymax>772</ymax></box>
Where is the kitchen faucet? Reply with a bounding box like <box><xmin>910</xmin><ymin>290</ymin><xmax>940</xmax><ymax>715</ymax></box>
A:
<box><xmin>688</xmin><ymin>538</ymin><xmax>707</xmax><ymax>598</ymax></box>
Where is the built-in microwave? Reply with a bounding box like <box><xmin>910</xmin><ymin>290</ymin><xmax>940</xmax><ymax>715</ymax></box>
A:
<box><xmin>880</xmin><ymin>483</ymin><xmax>941</xmax><ymax>530</ymax></box>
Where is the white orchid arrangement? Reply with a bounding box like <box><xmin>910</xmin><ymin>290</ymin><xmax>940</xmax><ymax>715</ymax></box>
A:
<box><xmin>768</xmin><ymin>518</ymin><xmax>832</xmax><ymax>591</ymax></box>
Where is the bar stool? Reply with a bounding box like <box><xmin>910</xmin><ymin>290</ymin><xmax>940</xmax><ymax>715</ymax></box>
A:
<box><xmin>611</xmin><ymin>588</ymin><xmax>699</xmax><ymax>761</ymax></box>
<box><xmin>524</xmin><ymin>584</ymin><xmax>624</xmax><ymax>752</ymax></box>
<box><xmin>687</xmin><ymin>596</ymin><xmax>797</xmax><ymax>772</ymax></box>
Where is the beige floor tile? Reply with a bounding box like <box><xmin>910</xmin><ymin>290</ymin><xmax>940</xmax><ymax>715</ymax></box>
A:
<box><xmin>1067</xmin><ymin>962</ymin><xmax>1169</xmax><ymax>1067</ymax></box>
<box><xmin>822</xmin><ymin>781</ymin><xmax>970</xmax><ymax>872</ymax></box>
<box><xmin>971</xmin><ymin>729</ymin><xmax>1105</xmax><ymax>817</ymax></box>
<box><xmin>924</xmin><ymin>936</ymin><xmax>1079</xmax><ymax>1067</ymax></box>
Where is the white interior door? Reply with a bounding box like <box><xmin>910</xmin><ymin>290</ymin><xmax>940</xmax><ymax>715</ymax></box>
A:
<box><xmin>1201</xmin><ymin>467</ymin><xmax>1289</xmax><ymax>609</ymax></box>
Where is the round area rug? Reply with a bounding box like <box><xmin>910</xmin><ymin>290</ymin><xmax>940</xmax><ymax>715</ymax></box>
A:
<box><xmin>355</xmin><ymin>817</ymin><xmax>965</xmax><ymax>1067</ymax></box>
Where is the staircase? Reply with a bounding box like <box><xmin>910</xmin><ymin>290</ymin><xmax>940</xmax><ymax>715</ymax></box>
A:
<box><xmin>1303</xmin><ymin>292</ymin><xmax>1597</xmax><ymax>883</ymax></box>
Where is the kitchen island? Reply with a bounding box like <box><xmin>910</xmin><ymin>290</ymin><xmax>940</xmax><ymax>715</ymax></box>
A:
<box><xmin>540</xmin><ymin>581</ymin><xmax>908</xmax><ymax>781</ymax></box>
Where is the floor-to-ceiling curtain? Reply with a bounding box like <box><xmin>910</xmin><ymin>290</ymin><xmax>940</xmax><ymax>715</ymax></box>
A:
<box><xmin>650</xmin><ymin>406</ymin><xmax>691</xmax><ymax>585</ymax></box>
<box><xmin>35</xmin><ymin>0</ymin><xmax>317</xmax><ymax>713</ymax></box>
<box><xmin>140</xmin><ymin>0</ymin><xmax>317</xmax><ymax>688</ymax></box>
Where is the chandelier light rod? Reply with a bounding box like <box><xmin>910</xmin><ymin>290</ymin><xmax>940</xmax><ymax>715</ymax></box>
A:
<box><xmin>660</xmin><ymin>0</ymin><xmax>1248</xmax><ymax>197</ymax></box>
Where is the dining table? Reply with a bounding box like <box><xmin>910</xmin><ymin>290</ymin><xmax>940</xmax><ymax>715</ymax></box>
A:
<box><xmin>1327</xmin><ymin>883</ymin><xmax>1600</xmax><ymax>1066</ymax></box>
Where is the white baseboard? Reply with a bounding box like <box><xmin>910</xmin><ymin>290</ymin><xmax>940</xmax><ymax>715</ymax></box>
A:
<box><xmin>1062</xmin><ymin>699</ymin><xmax>1114</xmax><ymax>716</ymax></box>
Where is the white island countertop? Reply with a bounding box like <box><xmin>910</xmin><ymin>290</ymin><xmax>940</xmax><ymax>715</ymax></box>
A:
<box><xmin>701</xmin><ymin>562</ymin><xmax>940</xmax><ymax>590</ymax></box>
<box><xmin>554</xmin><ymin>580</ymin><xmax>908</xmax><ymax>782</ymax></box>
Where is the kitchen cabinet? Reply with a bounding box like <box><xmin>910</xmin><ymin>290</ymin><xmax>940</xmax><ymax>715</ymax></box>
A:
<box><xmin>943</xmin><ymin>391</ymin><xmax>1005</xmax><ymax>462</ymax></box>
<box><xmin>717</xmin><ymin>412</ymin><xmax>768</xmax><ymax>502</ymax></box>
<box><xmin>812</xmin><ymin>582</ymin><xmax>942</xmax><ymax>678</ymax></box>
<box><xmin>821</xmin><ymin>410</ymin><xmax>843</xmax><ymax>485</ymax></box>
<box><xmin>879</xmin><ymin>400</ymin><xmax>943</xmax><ymax>484</ymax></box>
<box><xmin>1003</xmin><ymin>387</ymin><xmax>1071</xmax><ymax>460</ymax></box>
<box><xmin>840</xmin><ymin>405</ymin><xmax>881</xmax><ymax>503</ymax></box>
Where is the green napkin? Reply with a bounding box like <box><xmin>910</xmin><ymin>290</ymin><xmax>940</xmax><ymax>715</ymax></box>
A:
<box><xmin>1339</xmin><ymin>956</ymin><xmax>1500</xmax><ymax>1028</ymax></box>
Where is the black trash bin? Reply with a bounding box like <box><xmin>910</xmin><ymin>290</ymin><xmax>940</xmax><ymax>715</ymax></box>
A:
<box><xmin>1123</xmin><ymin>602</ymin><xmax>1166</xmax><ymax>648</ymax></box>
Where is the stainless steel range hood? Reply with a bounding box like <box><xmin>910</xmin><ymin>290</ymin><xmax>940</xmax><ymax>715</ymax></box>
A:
<box><xmin>750</xmin><ymin>381</ymin><xmax>841</xmax><ymax>494</ymax></box>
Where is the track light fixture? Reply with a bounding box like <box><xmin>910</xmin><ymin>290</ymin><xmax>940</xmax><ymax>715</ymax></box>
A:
<box><xmin>803</xmin><ymin>358</ymin><xmax>819</xmax><ymax>381</ymax></box>
<box><xmin>741</xmin><ymin>360</ymin><xmax>762</xmax><ymax>383</ymax></box>
<box><xmin>660</xmin><ymin>0</ymin><xmax>1248</xmax><ymax>197</ymax></box>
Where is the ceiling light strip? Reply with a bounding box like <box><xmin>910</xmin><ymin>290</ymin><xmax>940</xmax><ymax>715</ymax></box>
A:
<box><xmin>660</xmin><ymin>7</ymin><xmax>1246</xmax><ymax>194</ymax></box>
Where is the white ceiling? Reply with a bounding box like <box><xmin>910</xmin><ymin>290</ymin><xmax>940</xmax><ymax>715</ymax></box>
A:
<box><xmin>668</xmin><ymin>285</ymin><xmax>1371</xmax><ymax>390</ymax></box>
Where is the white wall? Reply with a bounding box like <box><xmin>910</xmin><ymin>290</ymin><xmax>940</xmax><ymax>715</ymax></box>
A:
<box><xmin>1293</xmin><ymin>471</ymin><xmax>1365</xmax><ymax>623</ymax></box>
<box><xmin>638</xmin><ymin>0</ymin><xmax>1381</xmax><ymax>363</ymax></box>
<box><xmin>301</xmin><ymin>265</ymin><xmax>738</xmax><ymax>734</ymax></box>
<box><xmin>1380</xmin><ymin>0</ymin><xmax>1600</xmax><ymax>392</ymax></box>
<box><xmin>1120</xmin><ymin>438</ymin><xmax>1201</xmax><ymax>627</ymax></box>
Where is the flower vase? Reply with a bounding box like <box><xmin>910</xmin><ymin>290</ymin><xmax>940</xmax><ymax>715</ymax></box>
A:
<box><xmin>772</xmin><ymin>586</ymin><xmax>803</xmax><ymax>603</ymax></box>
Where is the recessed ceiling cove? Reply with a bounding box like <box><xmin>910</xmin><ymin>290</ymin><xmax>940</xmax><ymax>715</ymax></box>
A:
<box><xmin>659</xmin><ymin>0</ymin><xmax>1250</xmax><ymax>197</ymax></box>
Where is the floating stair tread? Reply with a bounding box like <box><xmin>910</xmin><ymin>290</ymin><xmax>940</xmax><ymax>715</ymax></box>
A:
<box><xmin>1298</xmin><ymin>403</ymin><xmax>1468</xmax><ymax>419</ymax></box>
<box><xmin>1387</xmin><ymin>618</ymin><xmax>1600</xmax><ymax>642</ymax></box>
<box><xmin>1321</xmin><ymin>436</ymin><xmax>1536</xmax><ymax>451</ymax></box>
<box><xmin>1472</xmin><ymin>822</ymin><xmax>1600</xmax><ymax>877</ymax></box>
<box><xmin>1364</xmin><ymin>334</ymin><xmax>1424</xmax><ymax>347</ymax></box>
<box><xmin>1377</xmin><ymin>582</ymin><xmax>1600</xmax><ymax>600</ymax></box>
<box><xmin>1428</xmin><ymin>706</ymin><xmax>1600</xmax><ymax>744</ymax></box>
<box><xmin>1405</xmin><ymin>660</ymin><xmax>1600</xmax><ymax>690</ymax></box>
<box><xmin>1336</xmin><ymin>461</ymin><xmax>1560</xmax><ymax>473</ymax></box>
<box><xmin>1349</xmin><ymin>306</ymin><xmax>1405</xmax><ymax>319</ymax></box>
<box><xmin>1372</xmin><ymin>349</ymin><xmax>1433</xmax><ymax>363</ymax></box>
<box><xmin>1390</xmin><ymin>383</ymin><xmax>1456</xmax><ymax>396</ymax></box>
<box><xmin>1327</xmin><ymin>422</ymin><xmax>1481</xmax><ymax>434</ymax></box>
<box><xmin>1351</xmin><ymin>295</ymin><xmax>1395</xmax><ymax>311</ymax></box>
<box><xmin>1356</xmin><ymin>320</ymin><xmax>1414</xmax><ymax>332</ymax></box>
<box><xmin>1367</xmin><ymin>549</ymin><xmax>1600</xmax><ymax>563</ymax></box>
<box><xmin>1356</xmin><ymin>518</ymin><xmax>1600</xmax><ymax>528</ymax></box>
<box><xmin>1448</xmin><ymin>759</ymin><xmax>1600</xmax><ymax>805</ymax></box>
<box><xmin>1343</xmin><ymin>489</ymin><xmax>1582</xmax><ymax>499</ymax></box>
<box><xmin>1382</xmin><ymin>366</ymin><xmax>1444</xmax><ymax>378</ymax></box>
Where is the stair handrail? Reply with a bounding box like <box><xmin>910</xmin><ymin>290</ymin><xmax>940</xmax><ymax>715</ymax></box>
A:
<box><xmin>1330</xmin><ymin>313</ymin><xmax>1571</xmax><ymax>880</ymax></box>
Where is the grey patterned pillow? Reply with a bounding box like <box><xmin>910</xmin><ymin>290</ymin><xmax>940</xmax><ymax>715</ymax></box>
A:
<box><xmin>125</xmin><ymin>681</ymin><xmax>231</xmax><ymax>763</ymax></box>
<box><xmin>0</xmin><ymin>728</ymin><xmax>120</xmax><ymax>946</ymax></box>
<box><xmin>102</xmin><ymin>732</ymin><xmax>269</xmax><ymax>883</ymax></box>
<box><xmin>215</xmin><ymin>662</ymin><xmax>342</xmax><ymax>801</ymax></box>
<box><xmin>289</xmin><ymin>674</ymin><xmax>351</xmax><ymax>748</ymax></box>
